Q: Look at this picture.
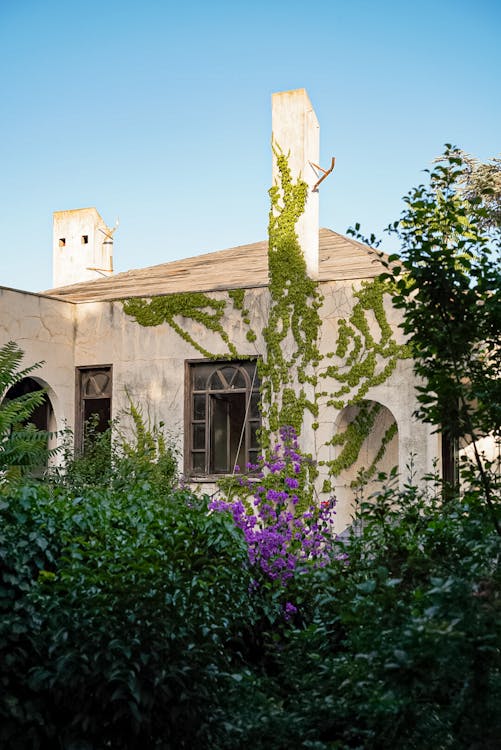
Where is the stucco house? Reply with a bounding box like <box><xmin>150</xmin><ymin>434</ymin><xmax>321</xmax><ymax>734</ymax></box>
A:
<box><xmin>0</xmin><ymin>89</ymin><xmax>440</xmax><ymax>531</ymax></box>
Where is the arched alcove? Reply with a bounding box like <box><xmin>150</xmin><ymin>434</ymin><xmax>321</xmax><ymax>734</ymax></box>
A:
<box><xmin>3</xmin><ymin>376</ymin><xmax>57</xmax><ymax>468</ymax></box>
<box><xmin>331</xmin><ymin>400</ymin><xmax>399</xmax><ymax>529</ymax></box>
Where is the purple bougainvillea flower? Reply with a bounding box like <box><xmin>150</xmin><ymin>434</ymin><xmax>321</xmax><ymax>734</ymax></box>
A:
<box><xmin>209</xmin><ymin>426</ymin><xmax>337</xmax><ymax>586</ymax></box>
<box><xmin>283</xmin><ymin>601</ymin><xmax>298</xmax><ymax>621</ymax></box>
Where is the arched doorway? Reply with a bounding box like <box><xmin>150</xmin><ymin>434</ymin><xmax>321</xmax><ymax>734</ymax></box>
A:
<box><xmin>2</xmin><ymin>376</ymin><xmax>56</xmax><ymax>471</ymax></box>
<box><xmin>4</xmin><ymin>377</ymin><xmax>54</xmax><ymax>432</ymax></box>
<box><xmin>330</xmin><ymin>400</ymin><xmax>399</xmax><ymax>529</ymax></box>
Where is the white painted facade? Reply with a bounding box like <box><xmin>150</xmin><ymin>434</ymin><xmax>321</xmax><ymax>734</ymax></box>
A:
<box><xmin>0</xmin><ymin>279</ymin><xmax>440</xmax><ymax>532</ymax></box>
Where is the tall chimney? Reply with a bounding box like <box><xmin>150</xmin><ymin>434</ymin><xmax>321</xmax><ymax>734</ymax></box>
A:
<box><xmin>271</xmin><ymin>88</ymin><xmax>320</xmax><ymax>278</ymax></box>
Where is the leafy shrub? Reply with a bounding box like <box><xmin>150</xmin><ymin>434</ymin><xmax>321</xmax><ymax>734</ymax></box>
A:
<box><xmin>58</xmin><ymin>413</ymin><xmax>114</xmax><ymax>488</ymax></box>
<box><xmin>262</xmin><ymin>477</ymin><xmax>501</xmax><ymax>750</ymax></box>
<box><xmin>0</xmin><ymin>480</ymin><xmax>280</xmax><ymax>749</ymax></box>
<box><xmin>59</xmin><ymin>399</ymin><xmax>178</xmax><ymax>493</ymax></box>
<box><xmin>112</xmin><ymin>396</ymin><xmax>178</xmax><ymax>491</ymax></box>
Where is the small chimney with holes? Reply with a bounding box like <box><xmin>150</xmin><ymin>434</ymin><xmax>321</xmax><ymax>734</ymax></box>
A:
<box><xmin>52</xmin><ymin>207</ymin><xmax>115</xmax><ymax>288</ymax></box>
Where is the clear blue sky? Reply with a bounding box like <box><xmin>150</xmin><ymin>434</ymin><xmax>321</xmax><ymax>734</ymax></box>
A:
<box><xmin>0</xmin><ymin>0</ymin><xmax>499</xmax><ymax>293</ymax></box>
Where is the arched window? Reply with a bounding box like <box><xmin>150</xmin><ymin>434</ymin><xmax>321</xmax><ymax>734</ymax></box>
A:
<box><xmin>3</xmin><ymin>377</ymin><xmax>53</xmax><ymax>433</ymax></box>
<box><xmin>187</xmin><ymin>360</ymin><xmax>260</xmax><ymax>477</ymax></box>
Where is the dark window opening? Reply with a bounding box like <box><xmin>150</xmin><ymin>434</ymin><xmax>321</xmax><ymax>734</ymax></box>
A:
<box><xmin>5</xmin><ymin>377</ymin><xmax>51</xmax><ymax>432</ymax></box>
<box><xmin>442</xmin><ymin>430</ymin><xmax>459</xmax><ymax>488</ymax></box>
<box><xmin>81</xmin><ymin>235</ymin><xmax>89</xmax><ymax>244</ymax></box>
<box><xmin>187</xmin><ymin>360</ymin><xmax>260</xmax><ymax>477</ymax></box>
<box><xmin>2</xmin><ymin>377</ymin><xmax>54</xmax><ymax>473</ymax></box>
<box><xmin>76</xmin><ymin>366</ymin><xmax>112</xmax><ymax>454</ymax></box>
<box><xmin>59</xmin><ymin>238</ymin><xmax>66</xmax><ymax>247</ymax></box>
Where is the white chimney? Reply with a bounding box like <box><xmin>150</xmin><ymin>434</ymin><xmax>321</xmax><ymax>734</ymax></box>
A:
<box><xmin>271</xmin><ymin>88</ymin><xmax>320</xmax><ymax>278</ymax></box>
<box><xmin>52</xmin><ymin>207</ymin><xmax>114</xmax><ymax>288</ymax></box>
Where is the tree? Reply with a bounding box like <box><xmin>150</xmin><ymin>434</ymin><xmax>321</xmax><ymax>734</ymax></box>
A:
<box><xmin>451</xmin><ymin>147</ymin><xmax>501</xmax><ymax>231</ymax></box>
<box><xmin>385</xmin><ymin>146</ymin><xmax>501</xmax><ymax>527</ymax></box>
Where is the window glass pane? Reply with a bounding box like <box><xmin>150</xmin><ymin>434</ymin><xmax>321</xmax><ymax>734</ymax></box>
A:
<box><xmin>250</xmin><ymin>421</ymin><xmax>259</xmax><ymax>449</ymax></box>
<box><xmin>211</xmin><ymin>396</ymin><xmax>228</xmax><ymax>472</ymax></box>
<box><xmin>220</xmin><ymin>366</ymin><xmax>238</xmax><ymax>386</ymax></box>
<box><xmin>248</xmin><ymin>449</ymin><xmax>260</xmax><ymax>467</ymax></box>
<box><xmin>229</xmin><ymin>368</ymin><xmax>246</xmax><ymax>388</ymax></box>
<box><xmin>193</xmin><ymin>365</ymin><xmax>212</xmax><ymax>390</ymax></box>
<box><xmin>192</xmin><ymin>452</ymin><xmax>205</xmax><ymax>472</ymax></box>
<box><xmin>245</xmin><ymin>362</ymin><xmax>260</xmax><ymax>388</ymax></box>
<box><xmin>250</xmin><ymin>393</ymin><xmax>260</xmax><ymax>418</ymax></box>
<box><xmin>192</xmin><ymin>424</ymin><xmax>205</xmax><ymax>450</ymax></box>
<box><xmin>211</xmin><ymin>392</ymin><xmax>246</xmax><ymax>473</ymax></box>
<box><xmin>193</xmin><ymin>394</ymin><xmax>205</xmax><ymax>420</ymax></box>
<box><xmin>209</xmin><ymin>371</ymin><xmax>224</xmax><ymax>390</ymax></box>
<box><xmin>84</xmin><ymin>371</ymin><xmax>111</xmax><ymax>398</ymax></box>
<box><xmin>208</xmin><ymin>367</ymin><xmax>237</xmax><ymax>390</ymax></box>
<box><xmin>229</xmin><ymin>393</ymin><xmax>246</xmax><ymax>469</ymax></box>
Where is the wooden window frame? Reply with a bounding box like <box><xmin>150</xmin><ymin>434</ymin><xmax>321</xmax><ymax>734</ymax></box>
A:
<box><xmin>184</xmin><ymin>359</ymin><xmax>260</xmax><ymax>480</ymax></box>
<box><xmin>75</xmin><ymin>365</ymin><xmax>113</xmax><ymax>455</ymax></box>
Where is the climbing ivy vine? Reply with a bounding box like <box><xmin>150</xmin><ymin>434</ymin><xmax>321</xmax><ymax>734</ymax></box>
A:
<box><xmin>321</xmin><ymin>278</ymin><xmax>410</xmax><ymax>406</ymax></box>
<box><xmin>122</xmin><ymin>151</ymin><xmax>409</xmax><ymax>492</ymax></box>
<box><xmin>228</xmin><ymin>289</ymin><xmax>256</xmax><ymax>342</ymax></box>
<box><xmin>315</xmin><ymin>276</ymin><xmax>410</xmax><ymax>490</ymax></box>
<box><xmin>123</xmin><ymin>292</ymin><xmax>239</xmax><ymax>359</ymax></box>
<box><xmin>259</xmin><ymin>147</ymin><xmax>322</xmax><ymax>440</ymax></box>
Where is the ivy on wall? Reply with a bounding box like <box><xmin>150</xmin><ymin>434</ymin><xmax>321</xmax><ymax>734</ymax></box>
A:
<box><xmin>319</xmin><ymin>278</ymin><xmax>411</xmax><ymax>409</ymax></box>
<box><xmin>123</xmin><ymin>292</ymin><xmax>239</xmax><ymax>360</ymax></box>
<box><xmin>122</xmin><ymin>152</ymin><xmax>409</xmax><ymax>491</ymax></box>
<box><xmin>228</xmin><ymin>289</ymin><xmax>256</xmax><ymax>343</ymax></box>
<box><xmin>320</xmin><ymin>401</ymin><xmax>399</xmax><ymax>494</ymax></box>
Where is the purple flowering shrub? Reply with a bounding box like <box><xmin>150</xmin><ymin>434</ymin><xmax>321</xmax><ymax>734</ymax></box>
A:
<box><xmin>210</xmin><ymin>426</ymin><xmax>337</xmax><ymax>586</ymax></box>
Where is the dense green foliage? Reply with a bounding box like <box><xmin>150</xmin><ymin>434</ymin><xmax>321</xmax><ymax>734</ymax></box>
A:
<box><xmin>385</xmin><ymin>146</ymin><xmax>501</xmax><ymax>529</ymax></box>
<box><xmin>2</xmin><ymin>473</ymin><xmax>499</xmax><ymax>749</ymax></box>
<box><xmin>389</xmin><ymin>146</ymin><xmax>501</xmax><ymax>446</ymax></box>
<box><xmin>0</xmin><ymin>481</ymin><xmax>280</xmax><ymax>749</ymax></box>
<box><xmin>268</xmin><ymin>481</ymin><xmax>501</xmax><ymax>749</ymax></box>
<box><xmin>59</xmin><ymin>399</ymin><xmax>178</xmax><ymax>493</ymax></box>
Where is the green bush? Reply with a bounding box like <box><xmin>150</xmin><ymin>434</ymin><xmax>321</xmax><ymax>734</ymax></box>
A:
<box><xmin>262</xmin><ymin>478</ymin><xmax>501</xmax><ymax>749</ymax></box>
<box><xmin>3</xmin><ymin>472</ymin><xmax>499</xmax><ymax>749</ymax></box>
<box><xmin>0</xmin><ymin>479</ymin><xmax>283</xmax><ymax>749</ymax></box>
<box><xmin>58</xmin><ymin>400</ymin><xmax>178</xmax><ymax>493</ymax></box>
